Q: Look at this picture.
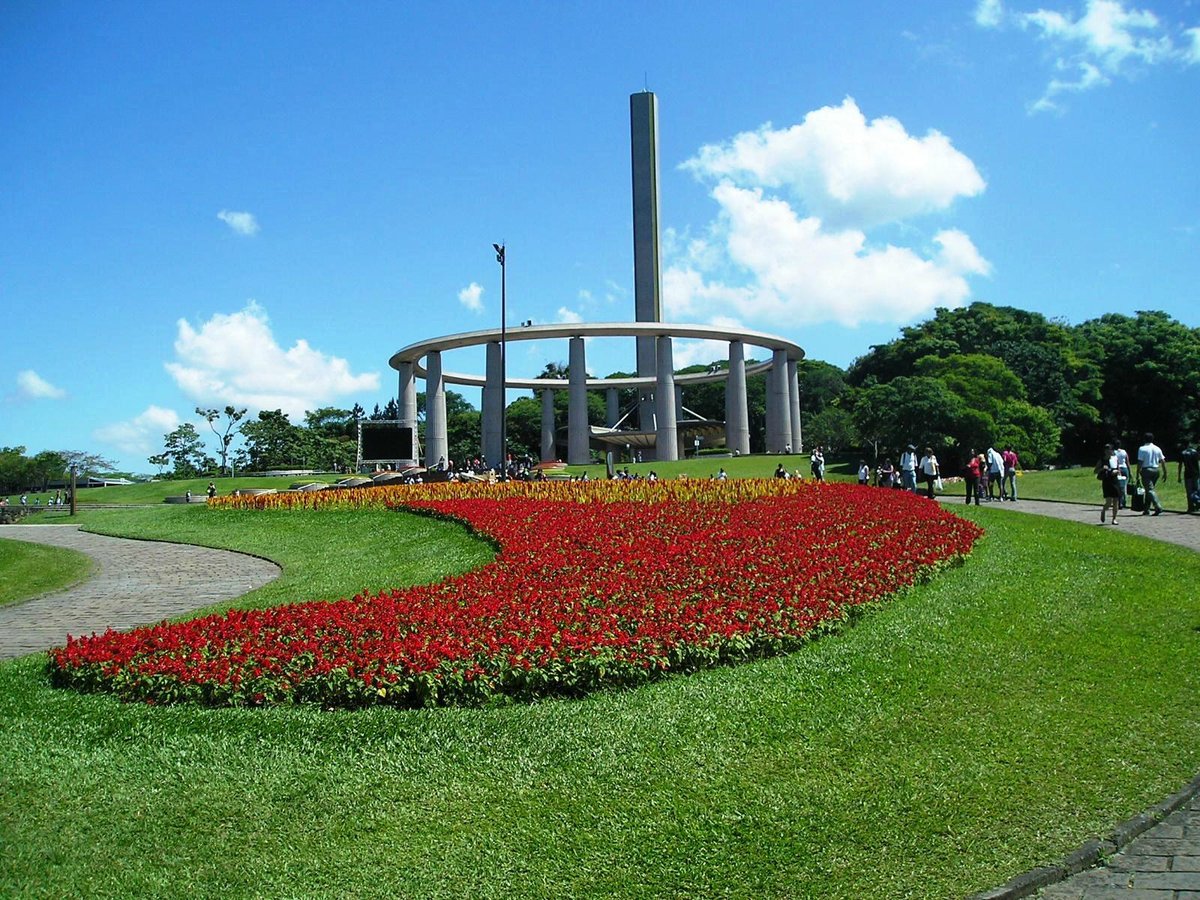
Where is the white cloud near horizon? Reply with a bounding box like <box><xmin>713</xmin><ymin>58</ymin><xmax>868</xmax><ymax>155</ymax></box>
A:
<box><xmin>165</xmin><ymin>302</ymin><xmax>379</xmax><ymax>420</ymax></box>
<box><xmin>669</xmin><ymin>101</ymin><xmax>991</xmax><ymax>331</ymax></box>
<box><xmin>217</xmin><ymin>209</ymin><xmax>260</xmax><ymax>236</ymax></box>
<box><xmin>15</xmin><ymin>369</ymin><xmax>66</xmax><ymax>400</ymax></box>
<box><xmin>94</xmin><ymin>405</ymin><xmax>181</xmax><ymax>457</ymax></box>
<box><xmin>976</xmin><ymin>0</ymin><xmax>1200</xmax><ymax>112</ymax></box>
<box><xmin>458</xmin><ymin>282</ymin><xmax>485</xmax><ymax>313</ymax></box>
<box><xmin>682</xmin><ymin>98</ymin><xmax>985</xmax><ymax>230</ymax></box>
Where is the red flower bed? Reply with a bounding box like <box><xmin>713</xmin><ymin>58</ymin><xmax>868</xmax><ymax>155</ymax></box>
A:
<box><xmin>47</xmin><ymin>481</ymin><xmax>981</xmax><ymax>707</ymax></box>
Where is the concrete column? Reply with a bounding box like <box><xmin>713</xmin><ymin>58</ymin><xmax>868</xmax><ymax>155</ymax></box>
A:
<box><xmin>567</xmin><ymin>337</ymin><xmax>589</xmax><ymax>465</ymax></box>
<box><xmin>540</xmin><ymin>388</ymin><xmax>556</xmax><ymax>462</ymax></box>
<box><xmin>398</xmin><ymin>361</ymin><xmax>419</xmax><ymax>463</ymax></box>
<box><xmin>482</xmin><ymin>341</ymin><xmax>503</xmax><ymax>468</ymax></box>
<box><xmin>788</xmin><ymin>357</ymin><xmax>803</xmax><ymax>454</ymax></box>
<box><xmin>655</xmin><ymin>336</ymin><xmax>678</xmax><ymax>462</ymax></box>
<box><xmin>766</xmin><ymin>348</ymin><xmax>791</xmax><ymax>454</ymax></box>
<box><xmin>725</xmin><ymin>341</ymin><xmax>750</xmax><ymax>456</ymax></box>
<box><xmin>425</xmin><ymin>350</ymin><xmax>448</xmax><ymax>468</ymax></box>
<box><xmin>606</xmin><ymin>388</ymin><xmax>619</xmax><ymax>428</ymax></box>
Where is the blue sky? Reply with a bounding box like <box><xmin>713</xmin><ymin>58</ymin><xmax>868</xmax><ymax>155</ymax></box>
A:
<box><xmin>3</xmin><ymin>0</ymin><xmax>1198</xmax><ymax>474</ymax></box>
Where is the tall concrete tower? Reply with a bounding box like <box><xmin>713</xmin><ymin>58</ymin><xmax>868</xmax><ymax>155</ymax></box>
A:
<box><xmin>630</xmin><ymin>90</ymin><xmax>663</xmax><ymax>438</ymax></box>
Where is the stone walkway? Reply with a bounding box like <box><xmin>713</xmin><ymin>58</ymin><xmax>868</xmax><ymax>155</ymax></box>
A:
<box><xmin>949</xmin><ymin>498</ymin><xmax>1200</xmax><ymax>899</ymax></box>
<box><xmin>0</xmin><ymin>524</ymin><xmax>280</xmax><ymax>661</ymax></box>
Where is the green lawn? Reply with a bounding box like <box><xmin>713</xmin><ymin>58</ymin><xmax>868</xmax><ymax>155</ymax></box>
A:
<box><xmin>2</xmin><ymin>501</ymin><xmax>1199</xmax><ymax>897</ymax></box>
<box><xmin>0</xmin><ymin>540</ymin><xmax>93</xmax><ymax>607</ymax></box>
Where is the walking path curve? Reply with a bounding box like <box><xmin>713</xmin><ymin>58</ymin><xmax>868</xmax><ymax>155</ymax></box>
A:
<box><xmin>0</xmin><ymin>524</ymin><xmax>280</xmax><ymax>662</ymax></box>
<box><xmin>947</xmin><ymin>498</ymin><xmax>1200</xmax><ymax>899</ymax></box>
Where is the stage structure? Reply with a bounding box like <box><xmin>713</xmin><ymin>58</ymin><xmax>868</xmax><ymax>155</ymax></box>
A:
<box><xmin>387</xmin><ymin>92</ymin><xmax>805</xmax><ymax>468</ymax></box>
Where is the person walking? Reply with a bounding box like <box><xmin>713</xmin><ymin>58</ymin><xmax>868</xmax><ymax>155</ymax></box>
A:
<box><xmin>810</xmin><ymin>447</ymin><xmax>825</xmax><ymax>482</ymax></box>
<box><xmin>1136</xmin><ymin>432</ymin><xmax>1166</xmax><ymax>516</ymax></box>
<box><xmin>1179</xmin><ymin>443</ymin><xmax>1199</xmax><ymax>514</ymax></box>
<box><xmin>1096</xmin><ymin>443</ymin><xmax>1121</xmax><ymax>525</ymax></box>
<box><xmin>899</xmin><ymin>444</ymin><xmax>918</xmax><ymax>493</ymax></box>
<box><xmin>918</xmin><ymin>447</ymin><xmax>940</xmax><ymax>499</ymax></box>
<box><xmin>1113</xmin><ymin>439</ymin><xmax>1131</xmax><ymax>509</ymax></box>
<box><xmin>857</xmin><ymin>460</ymin><xmax>870</xmax><ymax>486</ymax></box>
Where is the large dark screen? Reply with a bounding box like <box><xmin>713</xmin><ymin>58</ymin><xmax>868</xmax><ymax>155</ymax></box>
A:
<box><xmin>360</xmin><ymin>423</ymin><xmax>414</xmax><ymax>461</ymax></box>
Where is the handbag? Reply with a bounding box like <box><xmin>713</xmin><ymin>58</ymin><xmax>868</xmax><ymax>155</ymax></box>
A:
<box><xmin>934</xmin><ymin>476</ymin><xmax>944</xmax><ymax>492</ymax></box>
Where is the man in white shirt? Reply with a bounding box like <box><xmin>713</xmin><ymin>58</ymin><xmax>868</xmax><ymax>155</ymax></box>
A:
<box><xmin>899</xmin><ymin>444</ymin><xmax>918</xmax><ymax>493</ymax></box>
<box><xmin>1136</xmin><ymin>432</ymin><xmax>1167</xmax><ymax>516</ymax></box>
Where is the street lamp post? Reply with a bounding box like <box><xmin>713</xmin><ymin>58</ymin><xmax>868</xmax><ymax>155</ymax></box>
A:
<box><xmin>493</xmin><ymin>243</ymin><xmax>507</xmax><ymax>478</ymax></box>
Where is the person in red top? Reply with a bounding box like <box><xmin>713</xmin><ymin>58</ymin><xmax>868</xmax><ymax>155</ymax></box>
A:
<box><xmin>964</xmin><ymin>449</ymin><xmax>982</xmax><ymax>505</ymax></box>
<box><xmin>1002</xmin><ymin>446</ymin><xmax>1019</xmax><ymax>501</ymax></box>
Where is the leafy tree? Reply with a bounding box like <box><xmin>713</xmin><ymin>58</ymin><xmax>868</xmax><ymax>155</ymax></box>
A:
<box><xmin>163</xmin><ymin>424</ymin><xmax>206</xmax><ymax>478</ymax></box>
<box><xmin>805</xmin><ymin>406</ymin><xmax>856</xmax><ymax>454</ymax></box>
<box><xmin>240</xmin><ymin>410</ymin><xmax>303</xmax><ymax>470</ymax></box>
<box><xmin>148</xmin><ymin>453</ymin><xmax>170</xmax><ymax>477</ymax></box>
<box><xmin>995</xmin><ymin>400</ymin><xmax>1061</xmax><ymax>468</ymax></box>
<box><xmin>28</xmin><ymin>450</ymin><xmax>68</xmax><ymax>491</ymax></box>
<box><xmin>1076</xmin><ymin>311</ymin><xmax>1200</xmax><ymax>452</ymax></box>
<box><xmin>849</xmin><ymin>376</ymin><xmax>968</xmax><ymax>462</ymax></box>
<box><xmin>196</xmin><ymin>406</ymin><xmax>247</xmax><ymax>476</ymax></box>
<box><xmin>59</xmin><ymin>450</ymin><xmax>117</xmax><ymax>476</ymax></box>
<box><xmin>0</xmin><ymin>446</ymin><xmax>30</xmax><ymax>494</ymax></box>
<box><xmin>505</xmin><ymin>396</ymin><xmax>544</xmax><ymax>461</ymax></box>
<box><xmin>913</xmin><ymin>354</ymin><xmax>1025</xmax><ymax>422</ymax></box>
<box><xmin>848</xmin><ymin>302</ymin><xmax>1101</xmax><ymax>459</ymax></box>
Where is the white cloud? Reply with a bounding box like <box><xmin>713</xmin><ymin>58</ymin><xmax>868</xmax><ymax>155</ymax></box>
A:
<box><xmin>663</xmin><ymin>181</ymin><xmax>991</xmax><ymax>330</ymax></box>
<box><xmin>15</xmin><ymin>369</ymin><xmax>66</xmax><ymax>399</ymax></box>
<box><xmin>556</xmin><ymin>307</ymin><xmax>584</xmax><ymax>324</ymax></box>
<box><xmin>217</xmin><ymin>209</ymin><xmax>260</xmax><ymax>236</ymax></box>
<box><xmin>458</xmin><ymin>282</ymin><xmax>485</xmax><ymax>313</ymax></box>
<box><xmin>1185</xmin><ymin>27</ymin><xmax>1200</xmax><ymax>64</ymax></box>
<box><xmin>988</xmin><ymin>0</ymin><xmax>1200</xmax><ymax>111</ymax></box>
<box><xmin>93</xmin><ymin>405</ymin><xmax>181</xmax><ymax>456</ymax></box>
<box><xmin>976</xmin><ymin>0</ymin><xmax>1005</xmax><ymax>27</ymax></box>
<box><xmin>682</xmin><ymin>98</ymin><xmax>985</xmax><ymax>230</ymax></box>
<box><xmin>164</xmin><ymin>302</ymin><xmax>379</xmax><ymax>420</ymax></box>
<box><xmin>1028</xmin><ymin>60</ymin><xmax>1110</xmax><ymax>113</ymax></box>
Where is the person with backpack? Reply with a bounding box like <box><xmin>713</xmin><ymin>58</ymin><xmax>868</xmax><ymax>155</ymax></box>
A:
<box><xmin>1096</xmin><ymin>443</ymin><xmax>1121</xmax><ymax>525</ymax></box>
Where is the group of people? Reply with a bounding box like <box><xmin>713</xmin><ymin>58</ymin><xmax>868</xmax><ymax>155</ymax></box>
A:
<box><xmin>859</xmin><ymin>445</ymin><xmax>945</xmax><ymax>498</ymax></box>
<box><xmin>1095</xmin><ymin>433</ymin><xmax>1199</xmax><ymax>523</ymax></box>
<box><xmin>9</xmin><ymin>490</ymin><xmax>70</xmax><ymax>508</ymax></box>
<box><xmin>962</xmin><ymin>446</ymin><xmax>1020</xmax><ymax>505</ymax></box>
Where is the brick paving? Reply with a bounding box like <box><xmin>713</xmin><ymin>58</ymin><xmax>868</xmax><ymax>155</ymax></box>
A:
<box><xmin>0</xmin><ymin>524</ymin><xmax>280</xmax><ymax>661</ymax></box>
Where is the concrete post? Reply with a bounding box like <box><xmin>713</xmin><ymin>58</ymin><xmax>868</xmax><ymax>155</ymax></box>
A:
<box><xmin>567</xmin><ymin>337</ymin><xmax>589</xmax><ymax>465</ymax></box>
<box><xmin>606</xmin><ymin>388</ymin><xmax>619</xmax><ymax>428</ymax></box>
<box><xmin>725</xmin><ymin>341</ymin><xmax>750</xmax><ymax>456</ymax></box>
<box><xmin>766</xmin><ymin>348</ymin><xmax>792</xmax><ymax>454</ymax></box>
<box><xmin>482</xmin><ymin>341</ymin><xmax>503</xmax><ymax>468</ymax></box>
<box><xmin>655</xmin><ymin>336</ymin><xmax>678</xmax><ymax>462</ymax></box>
<box><xmin>425</xmin><ymin>350</ymin><xmax>448</xmax><ymax>468</ymax></box>
<box><xmin>788</xmin><ymin>357</ymin><xmax>802</xmax><ymax>455</ymax></box>
<box><xmin>398</xmin><ymin>361</ymin><xmax>419</xmax><ymax>464</ymax></box>
<box><xmin>540</xmin><ymin>388</ymin><xmax>556</xmax><ymax>462</ymax></box>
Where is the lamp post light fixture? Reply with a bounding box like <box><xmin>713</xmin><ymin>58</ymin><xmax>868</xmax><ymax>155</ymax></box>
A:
<box><xmin>493</xmin><ymin>242</ymin><xmax>507</xmax><ymax>477</ymax></box>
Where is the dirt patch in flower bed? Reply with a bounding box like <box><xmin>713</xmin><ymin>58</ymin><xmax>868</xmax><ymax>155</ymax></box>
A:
<box><xmin>47</xmin><ymin>481</ymin><xmax>982</xmax><ymax>708</ymax></box>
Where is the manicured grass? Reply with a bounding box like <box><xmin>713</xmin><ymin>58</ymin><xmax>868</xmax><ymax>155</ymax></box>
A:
<box><xmin>2</xmin><ymin>503</ymin><xmax>1199</xmax><ymax>897</ymax></box>
<box><xmin>0</xmin><ymin>539</ymin><xmax>93</xmax><ymax>607</ymax></box>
